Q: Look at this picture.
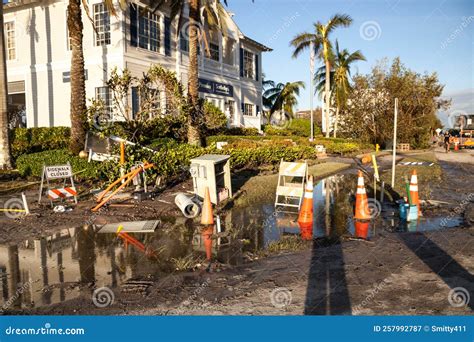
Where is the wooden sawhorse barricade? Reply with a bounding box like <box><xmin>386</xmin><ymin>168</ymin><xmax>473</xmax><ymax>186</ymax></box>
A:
<box><xmin>274</xmin><ymin>160</ymin><xmax>308</xmax><ymax>210</ymax></box>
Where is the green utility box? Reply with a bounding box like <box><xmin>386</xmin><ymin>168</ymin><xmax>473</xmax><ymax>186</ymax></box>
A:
<box><xmin>190</xmin><ymin>154</ymin><xmax>232</xmax><ymax>205</ymax></box>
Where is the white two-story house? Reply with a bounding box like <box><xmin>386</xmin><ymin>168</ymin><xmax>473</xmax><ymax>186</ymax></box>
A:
<box><xmin>4</xmin><ymin>0</ymin><xmax>271</xmax><ymax>131</ymax></box>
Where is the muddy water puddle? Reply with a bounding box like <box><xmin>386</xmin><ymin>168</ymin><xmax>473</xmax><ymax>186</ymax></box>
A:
<box><xmin>0</xmin><ymin>174</ymin><xmax>464</xmax><ymax>310</ymax></box>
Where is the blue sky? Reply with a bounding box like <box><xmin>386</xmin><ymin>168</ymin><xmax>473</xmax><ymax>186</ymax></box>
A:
<box><xmin>227</xmin><ymin>0</ymin><xmax>473</xmax><ymax>126</ymax></box>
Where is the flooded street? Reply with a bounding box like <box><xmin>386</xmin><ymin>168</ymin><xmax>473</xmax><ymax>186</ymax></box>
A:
<box><xmin>0</xmin><ymin>171</ymin><xmax>469</xmax><ymax>313</ymax></box>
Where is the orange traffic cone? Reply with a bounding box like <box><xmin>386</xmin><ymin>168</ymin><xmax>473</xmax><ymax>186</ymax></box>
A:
<box><xmin>201</xmin><ymin>187</ymin><xmax>214</xmax><ymax>225</ymax></box>
<box><xmin>354</xmin><ymin>220</ymin><xmax>369</xmax><ymax>239</ymax></box>
<box><xmin>354</xmin><ymin>171</ymin><xmax>371</xmax><ymax>221</ymax></box>
<box><xmin>409</xmin><ymin>170</ymin><xmax>421</xmax><ymax>215</ymax></box>
<box><xmin>454</xmin><ymin>143</ymin><xmax>459</xmax><ymax>151</ymax></box>
<box><xmin>298</xmin><ymin>176</ymin><xmax>314</xmax><ymax>228</ymax></box>
<box><xmin>300</xmin><ymin>223</ymin><xmax>313</xmax><ymax>241</ymax></box>
<box><xmin>201</xmin><ymin>226</ymin><xmax>213</xmax><ymax>261</ymax></box>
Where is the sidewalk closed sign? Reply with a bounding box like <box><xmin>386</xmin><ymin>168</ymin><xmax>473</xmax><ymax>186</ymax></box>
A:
<box><xmin>39</xmin><ymin>162</ymin><xmax>77</xmax><ymax>206</ymax></box>
<box><xmin>45</xmin><ymin>165</ymin><xmax>73</xmax><ymax>179</ymax></box>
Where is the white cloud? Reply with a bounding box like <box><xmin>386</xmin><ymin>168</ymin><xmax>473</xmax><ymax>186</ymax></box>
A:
<box><xmin>437</xmin><ymin>89</ymin><xmax>474</xmax><ymax>128</ymax></box>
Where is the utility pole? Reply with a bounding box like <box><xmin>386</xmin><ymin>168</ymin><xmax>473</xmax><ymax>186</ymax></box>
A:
<box><xmin>391</xmin><ymin>98</ymin><xmax>398</xmax><ymax>188</ymax></box>
<box><xmin>309</xmin><ymin>41</ymin><xmax>315</xmax><ymax>142</ymax></box>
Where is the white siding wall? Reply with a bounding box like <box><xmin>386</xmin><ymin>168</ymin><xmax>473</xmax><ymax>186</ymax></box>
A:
<box><xmin>5</xmin><ymin>0</ymin><xmax>125</xmax><ymax>127</ymax></box>
<box><xmin>4</xmin><ymin>0</ymin><xmax>267</xmax><ymax>130</ymax></box>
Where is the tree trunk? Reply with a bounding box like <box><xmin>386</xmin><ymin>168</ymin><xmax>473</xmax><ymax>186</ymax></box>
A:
<box><xmin>333</xmin><ymin>105</ymin><xmax>339</xmax><ymax>138</ymax></box>
<box><xmin>67</xmin><ymin>0</ymin><xmax>87</xmax><ymax>154</ymax></box>
<box><xmin>187</xmin><ymin>0</ymin><xmax>204</xmax><ymax>146</ymax></box>
<box><xmin>0</xmin><ymin>3</ymin><xmax>12</xmax><ymax>169</ymax></box>
<box><xmin>324</xmin><ymin>59</ymin><xmax>330</xmax><ymax>138</ymax></box>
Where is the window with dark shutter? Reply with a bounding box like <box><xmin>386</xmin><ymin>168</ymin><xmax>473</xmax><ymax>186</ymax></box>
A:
<box><xmin>255</xmin><ymin>54</ymin><xmax>259</xmax><ymax>81</ymax></box>
<box><xmin>131</xmin><ymin>87</ymin><xmax>139</xmax><ymax>119</ymax></box>
<box><xmin>239</xmin><ymin>48</ymin><xmax>244</xmax><ymax>77</ymax></box>
<box><xmin>165</xmin><ymin>17</ymin><xmax>171</xmax><ymax>56</ymax></box>
<box><xmin>130</xmin><ymin>4</ymin><xmax>138</xmax><ymax>47</ymax></box>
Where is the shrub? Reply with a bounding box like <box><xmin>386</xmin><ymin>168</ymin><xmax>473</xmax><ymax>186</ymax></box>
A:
<box><xmin>11</xmin><ymin>127</ymin><xmax>70</xmax><ymax>158</ymax></box>
<box><xmin>203</xmin><ymin>101</ymin><xmax>227</xmax><ymax>134</ymax></box>
<box><xmin>92</xmin><ymin>114</ymin><xmax>187</xmax><ymax>144</ymax></box>
<box><xmin>263</xmin><ymin>118</ymin><xmax>321</xmax><ymax>137</ymax></box>
<box><xmin>224</xmin><ymin>145</ymin><xmax>317</xmax><ymax>169</ymax></box>
<box><xmin>16</xmin><ymin>137</ymin><xmax>370</xmax><ymax>184</ymax></box>
<box><xmin>16</xmin><ymin>149</ymin><xmax>101</xmax><ymax>181</ymax></box>
<box><xmin>221</xmin><ymin>127</ymin><xmax>260</xmax><ymax>136</ymax></box>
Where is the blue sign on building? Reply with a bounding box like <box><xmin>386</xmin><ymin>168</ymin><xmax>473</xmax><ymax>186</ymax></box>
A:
<box><xmin>198</xmin><ymin>78</ymin><xmax>233</xmax><ymax>97</ymax></box>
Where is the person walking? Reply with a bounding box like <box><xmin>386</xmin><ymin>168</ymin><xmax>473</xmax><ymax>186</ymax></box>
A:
<box><xmin>443</xmin><ymin>130</ymin><xmax>451</xmax><ymax>153</ymax></box>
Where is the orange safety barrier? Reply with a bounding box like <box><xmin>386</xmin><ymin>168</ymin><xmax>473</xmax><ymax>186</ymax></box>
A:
<box><xmin>116</xmin><ymin>226</ymin><xmax>156</xmax><ymax>257</ymax></box>
<box><xmin>92</xmin><ymin>162</ymin><xmax>154</xmax><ymax>212</ymax></box>
<box><xmin>120</xmin><ymin>142</ymin><xmax>125</xmax><ymax>164</ymax></box>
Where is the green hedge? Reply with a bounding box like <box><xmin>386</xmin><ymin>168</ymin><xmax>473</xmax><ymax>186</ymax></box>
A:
<box><xmin>99</xmin><ymin>143</ymin><xmax>319</xmax><ymax>182</ymax></box>
<box><xmin>207</xmin><ymin>135</ymin><xmax>372</xmax><ymax>155</ymax></box>
<box><xmin>16</xmin><ymin>149</ymin><xmax>101</xmax><ymax>181</ymax></box>
<box><xmin>263</xmin><ymin>118</ymin><xmax>321</xmax><ymax>137</ymax></box>
<box><xmin>11</xmin><ymin>127</ymin><xmax>70</xmax><ymax>158</ymax></box>
<box><xmin>16</xmin><ymin>136</ymin><xmax>371</xmax><ymax>183</ymax></box>
<box><xmin>221</xmin><ymin>127</ymin><xmax>260</xmax><ymax>136</ymax></box>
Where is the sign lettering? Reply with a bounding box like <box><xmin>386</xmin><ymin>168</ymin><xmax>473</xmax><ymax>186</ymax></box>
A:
<box><xmin>198</xmin><ymin>78</ymin><xmax>233</xmax><ymax>97</ymax></box>
<box><xmin>45</xmin><ymin>165</ymin><xmax>73</xmax><ymax>180</ymax></box>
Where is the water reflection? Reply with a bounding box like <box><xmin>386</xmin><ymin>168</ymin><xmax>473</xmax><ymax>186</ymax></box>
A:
<box><xmin>226</xmin><ymin>174</ymin><xmax>360</xmax><ymax>248</ymax></box>
<box><xmin>0</xmin><ymin>225</ymin><xmax>196</xmax><ymax>311</ymax></box>
<box><xmin>0</xmin><ymin>174</ymin><xmax>464</xmax><ymax>311</ymax></box>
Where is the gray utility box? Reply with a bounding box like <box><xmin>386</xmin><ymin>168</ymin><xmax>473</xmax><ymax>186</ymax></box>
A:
<box><xmin>190</xmin><ymin>154</ymin><xmax>232</xmax><ymax>205</ymax></box>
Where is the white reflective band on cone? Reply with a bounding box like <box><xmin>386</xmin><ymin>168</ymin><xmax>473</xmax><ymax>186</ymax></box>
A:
<box><xmin>410</xmin><ymin>185</ymin><xmax>418</xmax><ymax>191</ymax></box>
<box><xmin>357</xmin><ymin>187</ymin><xmax>366</xmax><ymax>194</ymax></box>
<box><xmin>411</xmin><ymin>175</ymin><xmax>418</xmax><ymax>183</ymax></box>
<box><xmin>357</xmin><ymin>178</ymin><xmax>364</xmax><ymax>186</ymax></box>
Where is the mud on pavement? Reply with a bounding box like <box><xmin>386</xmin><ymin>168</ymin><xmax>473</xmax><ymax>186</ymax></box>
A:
<box><xmin>0</xmin><ymin>154</ymin><xmax>473</xmax><ymax>315</ymax></box>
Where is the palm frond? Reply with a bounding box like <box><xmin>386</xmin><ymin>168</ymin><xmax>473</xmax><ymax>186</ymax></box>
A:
<box><xmin>290</xmin><ymin>32</ymin><xmax>316</xmax><ymax>58</ymax></box>
<box><xmin>326</xmin><ymin>13</ymin><xmax>353</xmax><ymax>34</ymax></box>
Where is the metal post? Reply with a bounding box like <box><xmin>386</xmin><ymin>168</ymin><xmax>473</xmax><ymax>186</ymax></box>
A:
<box><xmin>309</xmin><ymin>41</ymin><xmax>315</xmax><ymax>142</ymax></box>
<box><xmin>21</xmin><ymin>192</ymin><xmax>29</xmax><ymax>215</ymax></box>
<box><xmin>391</xmin><ymin>98</ymin><xmax>398</xmax><ymax>188</ymax></box>
<box><xmin>380</xmin><ymin>181</ymin><xmax>385</xmax><ymax>204</ymax></box>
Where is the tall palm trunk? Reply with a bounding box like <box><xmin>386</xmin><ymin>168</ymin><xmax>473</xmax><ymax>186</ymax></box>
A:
<box><xmin>324</xmin><ymin>59</ymin><xmax>330</xmax><ymax>138</ymax></box>
<box><xmin>187</xmin><ymin>0</ymin><xmax>203</xmax><ymax>146</ymax></box>
<box><xmin>67</xmin><ymin>0</ymin><xmax>87</xmax><ymax>154</ymax></box>
<box><xmin>0</xmin><ymin>3</ymin><xmax>12</xmax><ymax>169</ymax></box>
<box><xmin>334</xmin><ymin>105</ymin><xmax>339</xmax><ymax>138</ymax></box>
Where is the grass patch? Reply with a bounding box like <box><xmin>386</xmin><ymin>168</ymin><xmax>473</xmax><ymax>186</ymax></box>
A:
<box><xmin>380</xmin><ymin>152</ymin><xmax>441</xmax><ymax>200</ymax></box>
<box><xmin>231</xmin><ymin>161</ymin><xmax>350</xmax><ymax>209</ymax></box>
<box><xmin>171</xmin><ymin>254</ymin><xmax>205</xmax><ymax>271</ymax></box>
<box><xmin>263</xmin><ymin>235</ymin><xmax>311</xmax><ymax>255</ymax></box>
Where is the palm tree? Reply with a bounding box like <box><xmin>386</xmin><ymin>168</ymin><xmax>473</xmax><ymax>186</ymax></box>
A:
<box><xmin>263</xmin><ymin>81</ymin><xmax>305</xmax><ymax>116</ymax></box>
<box><xmin>0</xmin><ymin>2</ymin><xmax>12</xmax><ymax>168</ymax></box>
<box><xmin>67</xmin><ymin>1</ymin><xmax>117</xmax><ymax>155</ymax></box>
<box><xmin>331</xmin><ymin>42</ymin><xmax>365</xmax><ymax>137</ymax></box>
<box><xmin>67</xmin><ymin>0</ymin><xmax>87</xmax><ymax>154</ymax></box>
<box><xmin>261</xmin><ymin>74</ymin><xmax>275</xmax><ymax>121</ymax></box>
<box><xmin>313</xmin><ymin>42</ymin><xmax>365</xmax><ymax>137</ymax></box>
<box><xmin>155</xmin><ymin>0</ymin><xmax>232</xmax><ymax>146</ymax></box>
<box><xmin>290</xmin><ymin>13</ymin><xmax>352</xmax><ymax>137</ymax></box>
